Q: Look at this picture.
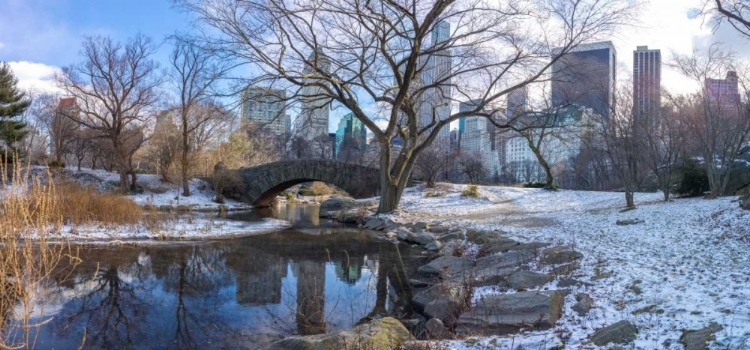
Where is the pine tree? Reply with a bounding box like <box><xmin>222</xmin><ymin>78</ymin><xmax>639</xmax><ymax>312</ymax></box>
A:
<box><xmin>0</xmin><ymin>62</ymin><xmax>31</xmax><ymax>157</ymax></box>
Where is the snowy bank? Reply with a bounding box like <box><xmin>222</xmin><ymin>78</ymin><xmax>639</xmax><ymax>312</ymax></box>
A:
<box><xmin>389</xmin><ymin>184</ymin><xmax>750</xmax><ymax>349</ymax></box>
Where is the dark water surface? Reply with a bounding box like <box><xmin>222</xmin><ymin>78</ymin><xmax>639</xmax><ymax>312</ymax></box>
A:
<box><xmin>22</xmin><ymin>205</ymin><xmax>423</xmax><ymax>349</ymax></box>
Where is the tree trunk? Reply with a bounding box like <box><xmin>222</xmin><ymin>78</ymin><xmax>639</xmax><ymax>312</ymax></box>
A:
<box><xmin>377</xmin><ymin>182</ymin><xmax>402</xmax><ymax>213</ymax></box>
<box><xmin>625</xmin><ymin>190</ymin><xmax>635</xmax><ymax>208</ymax></box>
<box><xmin>181</xmin><ymin>118</ymin><xmax>191</xmax><ymax>196</ymax></box>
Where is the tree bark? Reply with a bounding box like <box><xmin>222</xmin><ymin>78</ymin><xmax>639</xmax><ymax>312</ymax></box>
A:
<box><xmin>181</xmin><ymin>120</ymin><xmax>190</xmax><ymax>196</ymax></box>
<box><xmin>625</xmin><ymin>190</ymin><xmax>635</xmax><ymax>208</ymax></box>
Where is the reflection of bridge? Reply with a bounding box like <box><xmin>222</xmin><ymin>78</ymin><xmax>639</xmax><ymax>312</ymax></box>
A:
<box><xmin>232</xmin><ymin>160</ymin><xmax>381</xmax><ymax>207</ymax></box>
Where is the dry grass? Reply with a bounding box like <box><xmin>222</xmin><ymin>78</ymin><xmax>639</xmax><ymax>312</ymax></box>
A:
<box><xmin>1</xmin><ymin>162</ymin><xmax>81</xmax><ymax>349</ymax></box>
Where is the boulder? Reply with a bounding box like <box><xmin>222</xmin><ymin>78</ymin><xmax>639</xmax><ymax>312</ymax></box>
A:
<box><xmin>571</xmin><ymin>293</ymin><xmax>594</xmax><ymax>316</ymax></box>
<box><xmin>465</xmin><ymin>230</ymin><xmax>499</xmax><ymax>244</ymax></box>
<box><xmin>507</xmin><ymin>271</ymin><xmax>552</xmax><ymax>291</ymax></box>
<box><xmin>395</xmin><ymin>228</ymin><xmax>412</xmax><ymax>241</ymax></box>
<box><xmin>680</xmin><ymin>322</ymin><xmax>723</xmax><ymax>350</ymax></box>
<box><xmin>333</xmin><ymin>209</ymin><xmax>361</xmax><ymax>224</ymax></box>
<box><xmin>411</xmin><ymin>284</ymin><xmax>469</xmax><ymax>326</ymax></box>
<box><xmin>540</xmin><ymin>247</ymin><xmax>583</xmax><ymax>265</ymax></box>
<box><xmin>268</xmin><ymin>317</ymin><xmax>414</xmax><ymax>350</ymax></box>
<box><xmin>414</xmin><ymin>222</ymin><xmax>430</xmax><ymax>232</ymax></box>
<box><xmin>590</xmin><ymin>320</ymin><xmax>638</xmax><ymax>346</ymax></box>
<box><xmin>411</xmin><ymin>232</ymin><xmax>437</xmax><ymax>245</ymax></box>
<box><xmin>425</xmin><ymin>318</ymin><xmax>449</xmax><ymax>339</ymax></box>
<box><xmin>557</xmin><ymin>278</ymin><xmax>593</xmax><ymax>288</ymax></box>
<box><xmin>551</xmin><ymin>262</ymin><xmax>580</xmax><ymax>276</ymax></box>
<box><xmin>615</xmin><ymin>218</ymin><xmax>645</xmax><ymax>226</ymax></box>
<box><xmin>320</xmin><ymin>196</ymin><xmax>352</xmax><ymax>213</ymax></box>
<box><xmin>456</xmin><ymin>290</ymin><xmax>567</xmax><ymax>335</ymax></box>
<box><xmin>437</xmin><ymin>231</ymin><xmax>461</xmax><ymax>242</ymax></box>
<box><xmin>481</xmin><ymin>240</ymin><xmax>550</xmax><ymax>255</ymax></box>
<box><xmin>469</xmin><ymin>251</ymin><xmax>534</xmax><ymax>286</ymax></box>
<box><xmin>425</xmin><ymin>241</ymin><xmax>443</xmax><ymax>251</ymax></box>
<box><xmin>363</xmin><ymin>217</ymin><xmax>388</xmax><ymax>231</ymax></box>
<box><xmin>417</xmin><ymin>256</ymin><xmax>474</xmax><ymax>279</ymax></box>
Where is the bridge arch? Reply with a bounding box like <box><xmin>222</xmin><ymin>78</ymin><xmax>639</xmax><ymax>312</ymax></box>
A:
<box><xmin>236</xmin><ymin>160</ymin><xmax>381</xmax><ymax>207</ymax></box>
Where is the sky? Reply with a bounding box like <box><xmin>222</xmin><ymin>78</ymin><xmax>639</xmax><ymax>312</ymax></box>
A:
<box><xmin>1</xmin><ymin>0</ymin><xmax>748</xmax><ymax>133</ymax></box>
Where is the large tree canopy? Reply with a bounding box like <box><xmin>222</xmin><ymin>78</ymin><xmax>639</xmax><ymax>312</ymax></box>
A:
<box><xmin>178</xmin><ymin>0</ymin><xmax>638</xmax><ymax>212</ymax></box>
<box><xmin>0</xmin><ymin>62</ymin><xmax>31</xmax><ymax>155</ymax></box>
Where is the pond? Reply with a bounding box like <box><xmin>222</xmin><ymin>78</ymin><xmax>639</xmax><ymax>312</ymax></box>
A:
<box><xmin>12</xmin><ymin>204</ymin><xmax>426</xmax><ymax>349</ymax></box>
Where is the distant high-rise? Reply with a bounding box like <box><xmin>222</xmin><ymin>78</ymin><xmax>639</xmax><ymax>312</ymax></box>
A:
<box><xmin>633</xmin><ymin>46</ymin><xmax>661</xmax><ymax>121</ymax></box>
<box><xmin>551</xmin><ymin>41</ymin><xmax>616</xmax><ymax>119</ymax></box>
<box><xmin>416</xmin><ymin>20</ymin><xmax>452</xmax><ymax>153</ymax></box>
<box><xmin>459</xmin><ymin>99</ymin><xmax>501</xmax><ymax>178</ymax></box>
<box><xmin>706</xmin><ymin>71</ymin><xmax>741</xmax><ymax>114</ymax></box>
<box><xmin>241</xmin><ymin>87</ymin><xmax>288</xmax><ymax>136</ymax></box>
<box><xmin>295</xmin><ymin>50</ymin><xmax>331</xmax><ymax>156</ymax></box>
<box><xmin>506</xmin><ymin>86</ymin><xmax>528</xmax><ymax>119</ymax></box>
<box><xmin>335</xmin><ymin>113</ymin><xmax>368</xmax><ymax>160</ymax></box>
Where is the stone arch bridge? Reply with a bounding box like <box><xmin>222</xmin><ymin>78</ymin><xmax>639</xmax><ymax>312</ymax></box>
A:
<box><xmin>232</xmin><ymin>160</ymin><xmax>381</xmax><ymax>207</ymax></box>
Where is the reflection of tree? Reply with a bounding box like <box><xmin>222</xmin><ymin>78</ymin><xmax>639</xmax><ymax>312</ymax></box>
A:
<box><xmin>357</xmin><ymin>244</ymin><xmax>412</xmax><ymax>325</ymax></box>
<box><xmin>59</xmin><ymin>262</ymin><xmax>150</xmax><ymax>349</ymax></box>
<box><xmin>295</xmin><ymin>260</ymin><xmax>326</xmax><ymax>335</ymax></box>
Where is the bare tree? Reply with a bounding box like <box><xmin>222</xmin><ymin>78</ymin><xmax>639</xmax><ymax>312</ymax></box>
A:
<box><xmin>597</xmin><ymin>81</ymin><xmax>648</xmax><ymax>208</ymax></box>
<box><xmin>45</xmin><ymin>97</ymin><xmax>80</xmax><ymax>164</ymax></box>
<box><xmin>669</xmin><ymin>45</ymin><xmax>750</xmax><ymax>198</ymax></box>
<box><xmin>413</xmin><ymin>145</ymin><xmax>445</xmax><ymax>187</ymax></box>
<box><xmin>177</xmin><ymin>0</ymin><xmax>638</xmax><ymax>212</ymax></box>
<box><xmin>640</xmin><ymin>94</ymin><xmax>684</xmax><ymax>201</ymax></box>
<box><xmin>703</xmin><ymin>0</ymin><xmax>750</xmax><ymax>39</ymax></box>
<box><xmin>457</xmin><ymin>152</ymin><xmax>487</xmax><ymax>184</ymax></box>
<box><xmin>169</xmin><ymin>39</ymin><xmax>228</xmax><ymax>196</ymax></box>
<box><xmin>55</xmin><ymin>34</ymin><xmax>162</xmax><ymax>190</ymax></box>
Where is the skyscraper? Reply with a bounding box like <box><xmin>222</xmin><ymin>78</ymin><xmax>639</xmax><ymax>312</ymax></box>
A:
<box><xmin>294</xmin><ymin>50</ymin><xmax>331</xmax><ymax>157</ymax></box>
<box><xmin>241</xmin><ymin>87</ymin><xmax>288</xmax><ymax>136</ymax></box>
<box><xmin>633</xmin><ymin>46</ymin><xmax>661</xmax><ymax>121</ymax></box>
<box><xmin>335</xmin><ymin>113</ymin><xmax>368</xmax><ymax>161</ymax></box>
<box><xmin>551</xmin><ymin>41</ymin><xmax>617</xmax><ymax>119</ymax></box>
<box><xmin>706</xmin><ymin>71</ymin><xmax>741</xmax><ymax>112</ymax></box>
<box><xmin>506</xmin><ymin>86</ymin><xmax>528</xmax><ymax>119</ymax></box>
<box><xmin>416</xmin><ymin>20</ymin><xmax>452</xmax><ymax>153</ymax></box>
<box><xmin>459</xmin><ymin>99</ymin><xmax>501</xmax><ymax>178</ymax></box>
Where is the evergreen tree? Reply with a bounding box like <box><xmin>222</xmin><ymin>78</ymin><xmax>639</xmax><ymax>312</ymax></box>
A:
<box><xmin>0</xmin><ymin>62</ymin><xmax>31</xmax><ymax>156</ymax></box>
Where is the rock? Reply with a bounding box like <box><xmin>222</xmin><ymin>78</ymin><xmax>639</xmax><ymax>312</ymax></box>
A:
<box><xmin>425</xmin><ymin>241</ymin><xmax>442</xmax><ymax>251</ymax></box>
<box><xmin>572</xmin><ymin>293</ymin><xmax>594</xmax><ymax>316</ymax></box>
<box><xmin>395</xmin><ymin>228</ymin><xmax>411</xmax><ymax>241</ymax></box>
<box><xmin>268</xmin><ymin>317</ymin><xmax>414</xmax><ymax>350</ymax></box>
<box><xmin>411</xmin><ymin>232</ymin><xmax>437</xmax><ymax>245</ymax></box>
<box><xmin>456</xmin><ymin>290</ymin><xmax>567</xmax><ymax>335</ymax></box>
<box><xmin>680</xmin><ymin>322</ymin><xmax>723</xmax><ymax>350</ymax></box>
<box><xmin>429</xmin><ymin>225</ymin><xmax>450</xmax><ymax>234</ymax></box>
<box><xmin>469</xmin><ymin>250</ymin><xmax>534</xmax><ymax>286</ymax></box>
<box><xmin>437</xmin><ymin>231</ymin><xmax>461</xmax><ymax>242</ymax></box>
<box><xmin>414</xmin><ymin>222</ymin><xmax>430</xmax><ymax>232</ymax></box>
<box><xmin>425</xmin><ymin>318</ymin><xmax>449</xmax><ymax>339</ymax></box>
<box><xmin>508</xmin><ymin>271</ymin><xmax>552</xmax><ymax>291</ymax></box>
<box><xmin>332</xmin><ymin>209</ymin><xmax>360</xmax><ymax>223</ymax></box>
<box><xmin>615</xmin><ymin>218</ymin><xmax>644</xmax><ymax>226</ymax></box>
<box><xmin>551</xmin><ymin>262</ymin><xmax>580</xmax><ymax>276</ymax></box>
<box><xmin>320</xmin><ymin>196</ymin><xmax>352</xmax><ymax>213</ymax></box>
<box><xmin>409</xmin><ymin>279</ymin><xmax>435</xmax><ymax>288</ymax></box>
<box><xmin>590</xmin><ymin>320</ymin><xmax>638</xmax><ymax>346</ymax></box>
<box><xmin>411</xmin><ymin>284</ymin><xmax>469</xmax><ymax>326</ymax></box>
<box><xmin>741</xmin><ymin>196</ymin><xmax>750</xmax><ymax>210</ymax></box>
<box><xmin>465</xmin><ymin>229</ymin><xmax>499</xmax><ymax>244</ymax></box>
<box><xmin>481</xmin><ymin>240</ymin><xmax>550</xmax><ymax>255</ymax></box>
<box><xmin>417</xmin><ymin>256</ymin><xmax>474</xmax><ymax>279</ymax></box>
<box><xmin>557</xmin><ymin>278</ymin><xmax>593</xmax><ymax>288</ymax></box>
<box><xmin>363</xmin><ymin>217</ymin><xmax>388</xmax><ymax>231</ymax></box>
<box><xmin>540</xmin><ymin>246</ymin><xmax>583</xmax><ymax>265</ymax></box>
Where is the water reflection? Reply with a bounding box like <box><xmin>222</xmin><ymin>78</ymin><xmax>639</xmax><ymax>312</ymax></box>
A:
<box><xmin>16</xmin><ymin>208</ymin><xmax>420</xmax><ymax>349</ymax></box>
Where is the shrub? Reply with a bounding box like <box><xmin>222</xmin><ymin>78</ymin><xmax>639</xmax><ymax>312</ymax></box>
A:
<box><xmin>424</xmin><ymin>191</ymin><xmax>444</xmax><ymax>198</ymax></box>
<box><xmin>211</xmin><ymin>169</ymin><xmax>246</xmax><ymax>203</ymax></box>
<box><xmin>462</xmin><ymin>184</ymin><xmax>479</xmax><ymax>198</ymax></box>
<box><xmin>47</xmin><ymin>160</ymin><xmax>65</xmax><ymax>168</ymax></box>
<box><xmin>674</xmin><ymin>158</ymin><xmax>709</xmax><ymax>197</ymax></box>
<box><xmin>523</xmin><ymin>182</ymin><xmax>547</xmax><ymax>188</ymax></box>
<box><xmin>308</xmin><ymin>181</ymin><xmax>334</xmax><ymax>195</ymax></box>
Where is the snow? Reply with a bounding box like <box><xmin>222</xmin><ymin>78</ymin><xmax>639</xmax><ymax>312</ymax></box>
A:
<box><xmin>70</xmin><ymin>167</ymin><xmax>252</xmax><ymax>211</ymax></box>
<box><xmin>389</xmin><ymin>184</ymin><xmax>750</xmax><ymax>349</ymax></box>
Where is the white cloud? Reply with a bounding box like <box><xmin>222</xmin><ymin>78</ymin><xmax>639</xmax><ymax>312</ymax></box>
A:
<box><xmin>7</xmin><ymin>61</ymin><xmax>62</xmax><ymax>94</ymax></box>
<box><xmin>0</xmin><ymin>42</ymin><xmax>5</xmax><ymax>50</ymax></box>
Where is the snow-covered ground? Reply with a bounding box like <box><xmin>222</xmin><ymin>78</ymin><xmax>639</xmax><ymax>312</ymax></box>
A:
<box><xmin>68</xmin><ymin>167</ymin><xmax>252</xmax><ymax>211</ymax></box>
<box><xmin>391</xmin><ymin>184</ymin><xmax>750</xmax><ymax>349</ymax></box>
<box><xmin>32</xmin><ymin>216</ymin><xmax>291</xmax><ymax>242</ymax></box>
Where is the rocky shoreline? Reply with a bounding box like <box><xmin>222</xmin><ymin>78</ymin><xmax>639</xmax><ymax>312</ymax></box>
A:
<box><xmin>261</xmin><ymin>197</ymin><xmax>725</xmax><ymax>350</ymax></box>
